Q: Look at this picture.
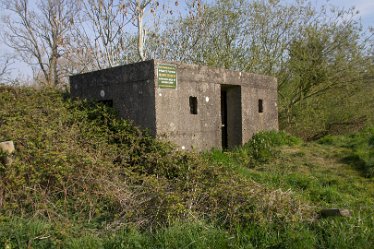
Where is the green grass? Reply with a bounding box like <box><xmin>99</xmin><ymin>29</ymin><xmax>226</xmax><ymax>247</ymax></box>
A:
<box><xmin>319</xmin><ymin>128</ymin><xmax>374</xmax><ymax>177</ymax></box>
<box><xmin>205</xmin><ymin>131</ymin><xmax>374</xmax><ymax>248</ymax></box>
<box><xmin>1</xmin><ymin>85</ymin><xmax>373</xmax><ymax>248</ymax></box>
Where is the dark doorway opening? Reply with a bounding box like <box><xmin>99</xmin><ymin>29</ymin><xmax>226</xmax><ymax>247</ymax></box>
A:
<box><xmin>221</xmin><ymin>85</ymin><xmax>242</xmax><ymax>149</ymax></box>
<box><xmin>221</xmin><ymin>90</ymin><xmax>228</xmax><ymax>149</ymax></box>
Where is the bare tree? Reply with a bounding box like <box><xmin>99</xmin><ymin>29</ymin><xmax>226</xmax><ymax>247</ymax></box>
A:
<box><xmin>1</xmin><ymin>0</ymin><xmax>78</xmax><ymax>86</ymax></box>
<box><xmin>145</xmin><ymin>0</ymin><xmax>206</xmax><ymax>62</ymax></box>
<box><xmin>71</xmin><ymin>0</ymin><xmax>131</xmax><ymax>70</ymax></box>
<box><xmin>128</xmin><ymin>0</ymin><xmax>164</xmax><ymax>61</ymax></box>
<box><xmin>0</xmin><ymin>56</ymin><xmax>14</xmax><ymax>83</ymax></box>
<box><xmin>129</xmin><ymin>0</ymin><xmax>150</xmax><ymax>61</ymax></box>
<box><xmin>70</xmin><ymin>0</ymin><xmax>170</xmax><ymax>72</ymax></box>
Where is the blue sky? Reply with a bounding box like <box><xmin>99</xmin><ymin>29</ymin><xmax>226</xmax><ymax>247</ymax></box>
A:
<box><xmin>317</xmin><ymin>0</ymin><xmax>374</xmax><ymax>28</ymax></box>
<box><xmin>1</xmin><ymin>0</ymin><xmax>373</xmax><ymax>81</ymax></box>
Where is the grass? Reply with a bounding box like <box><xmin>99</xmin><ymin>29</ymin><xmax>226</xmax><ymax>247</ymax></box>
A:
<box><xmin>224</xmin><ymin>142</ymin><xmax>374</xmax><ymax>210</ymax></box>
<box><xmin>205</xmin><ymin>131</ymin><xmax>374</xmax><ymax>248</ymax></box>
<box><xmin>0</xmin><ymin>85</ymin><xmax>373</xmax><ymax>248</ymax></box>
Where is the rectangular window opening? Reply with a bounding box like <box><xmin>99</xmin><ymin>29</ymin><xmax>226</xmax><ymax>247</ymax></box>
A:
<box><xmin>258</xmin><ymin>99</ymin><xmax>263</xmax><ymax>113</ymax></box>
<box><xmin>98</xmin><ymin>99</ymin><xmax>114</xmax><ymax>107</ymax></box>
<box><xmin>189</xmin><ymin>96</ymin><xmax>198</xmax><ymax>114</ymax></box>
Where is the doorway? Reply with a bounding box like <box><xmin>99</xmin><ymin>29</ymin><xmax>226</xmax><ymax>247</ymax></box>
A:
<box><xmin>221</xmin><ymin>85</ymin><xmax>242</xmax><ymax>149</ymax></box>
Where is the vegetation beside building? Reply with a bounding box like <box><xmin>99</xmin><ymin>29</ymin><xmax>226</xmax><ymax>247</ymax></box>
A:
<box><xmin>0</xmin><ymin>86</ymin><xmax>373</xmax><ymax>248</ymax></box>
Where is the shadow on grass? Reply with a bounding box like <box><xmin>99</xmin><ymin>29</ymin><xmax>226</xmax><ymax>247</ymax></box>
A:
<box><xmin>341</xmin><ymin>155</ymin><xmax>370</xmax><ymax>178</ymax></box>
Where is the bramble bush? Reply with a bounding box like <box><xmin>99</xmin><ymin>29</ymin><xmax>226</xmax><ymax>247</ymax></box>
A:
<box><xmin>1</xmin><ymin>85</ymin><xmax>373</xmax><ymax>248</ymax></box>
<box><xmin>0</xmin><ymin>86</ymin><xmax>311</xmax><ymax>231</ymax></box>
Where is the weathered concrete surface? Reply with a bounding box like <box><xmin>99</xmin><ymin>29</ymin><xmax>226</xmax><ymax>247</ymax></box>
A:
<box><xmin>154</xmin><ymin>61</ymin><xmax>278</xmax><ymax>150</ymax></box>
<box><xmin>70</xmin><ymin>60</ymin><xmax>278</xmax><ymax>151</ymax></box>
<box><xmin>155</xmin><ymin>75</ymin><xmax>221</xmax><ymax>151</ymax></box>
<box><xmin>241</xmin><ymin>83</ymin><xmax>279</xmax><ymax>143</ymax></box>
<box><xmin>70</xmin><ymin>60</ymin><xmax>157</xmax><ymax>134</ymax></box>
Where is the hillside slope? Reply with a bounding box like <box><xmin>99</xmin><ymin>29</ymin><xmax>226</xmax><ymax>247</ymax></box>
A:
<box><xmin>0</xmin><ymin>85</ymin><xmax>373</xmax><ymax>248</ymax></box>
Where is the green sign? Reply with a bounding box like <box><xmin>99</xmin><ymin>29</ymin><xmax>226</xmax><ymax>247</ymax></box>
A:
<box><xmin>158</xmin><ymin>64</ymin><xmax>177</xmax><ymax>89</ymax></box>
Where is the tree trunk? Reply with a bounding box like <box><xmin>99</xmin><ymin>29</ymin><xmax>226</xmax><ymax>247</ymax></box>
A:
<box><xmin>137</xmin><ymin>0</ymin><xmax>145</xmax><ymax>61</ymax></box>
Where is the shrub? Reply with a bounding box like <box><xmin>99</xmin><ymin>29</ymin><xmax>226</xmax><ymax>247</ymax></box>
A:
<box><xmin>0</xmin><ymin>86</ymin><xmax>312</xmax><ymax>232</ymax></box>
<box><xmin>243</xmin><ymin>131</ymin><xmax>302</xmax><ymax>164</ymax></box>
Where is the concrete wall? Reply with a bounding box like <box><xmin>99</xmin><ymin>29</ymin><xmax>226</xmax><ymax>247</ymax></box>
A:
<box><xmin>154</xmin><ymin>61</ymin><xmax>278</xmax><ymax>151</ymax></box>
<box><xmin>70</xmin><ymin>60</ymin><xmax>278</xmax><ymax>151</ymax></box>
<box><xmin>70</xmin><ymin>61</ymin><xmax>157</xmax><ymax>134</ymax></box>
<box><xmin>241</xmin><ymin>75</ymin><xmax>278</xmax><ymax>143</ymax></box>
<box><xmin>154</xmin><ymin>62</ymin><xmax>221</xmax><ymax>151</ymax></box>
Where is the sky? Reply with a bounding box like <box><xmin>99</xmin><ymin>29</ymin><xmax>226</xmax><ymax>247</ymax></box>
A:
<box><xmin>316</xmin><ymin>0</ymin><xmax>374</xmax><ymax>28</ymax></box>
<box><xmin>0</xmin><ymin>0</ymin><xmax>373</xmax><ymax>82</ymax></box>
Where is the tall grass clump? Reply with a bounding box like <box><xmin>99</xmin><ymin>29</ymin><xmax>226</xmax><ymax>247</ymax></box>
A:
<box><xmin>312</xmin><ymin>214</ymin><xmax>374</xmax><ymax>249</ymax></box>
<box><xmin>0</xmin><ymin>217</ymin><xmax>59</xmax><ymax>249</ymax></box>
